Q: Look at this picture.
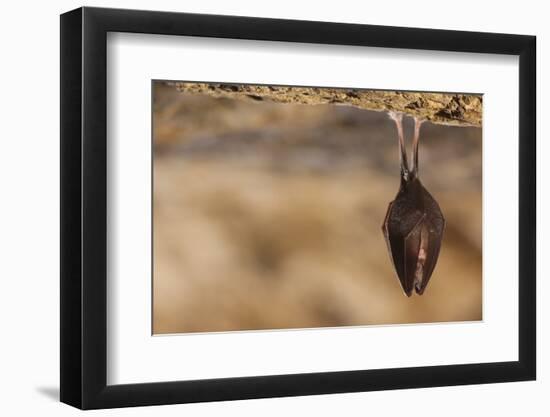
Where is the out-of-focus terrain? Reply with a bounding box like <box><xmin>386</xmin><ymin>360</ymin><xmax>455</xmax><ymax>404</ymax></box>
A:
<box><xmin>153</xmin><ymin>82</ymin><xmax>482</xmax><ymax>334</ymax></box>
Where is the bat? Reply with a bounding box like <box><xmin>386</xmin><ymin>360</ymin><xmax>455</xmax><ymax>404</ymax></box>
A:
<box><xmin>382</xmin><ymin>112</ymin><xmax>445</xmax><ymax>296</ymax></box>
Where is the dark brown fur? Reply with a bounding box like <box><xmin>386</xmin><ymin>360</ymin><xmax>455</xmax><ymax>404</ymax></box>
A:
<box><xmin>382</xmin><ymin>176</ymin><xmax>445</xmax><ymax>296</ymax></box>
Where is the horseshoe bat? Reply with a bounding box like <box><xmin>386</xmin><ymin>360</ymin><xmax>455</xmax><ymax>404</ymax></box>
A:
<box><xmin>382</xmin><ymin>112</ymin><xmax>445</xmax><ymax>297</ymax></box>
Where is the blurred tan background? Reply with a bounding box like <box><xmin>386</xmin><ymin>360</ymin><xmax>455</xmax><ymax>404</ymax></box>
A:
<box><xmin>152</xmin><ymin>82</ymin><xmax>482</xmax><ymax>334</ymax></box>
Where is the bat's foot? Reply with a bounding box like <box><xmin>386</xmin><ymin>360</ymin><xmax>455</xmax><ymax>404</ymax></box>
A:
<box><xmin>388</xmin><ymin>111</ymin><xmax>403</xmax><ymax>124</ymax></box>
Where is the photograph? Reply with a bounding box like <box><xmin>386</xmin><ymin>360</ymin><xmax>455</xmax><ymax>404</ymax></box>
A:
<box><xmin>53</xmin><ymin>2</ymin><xmax>539</xmax><ymax>412</ymax></box>
<box><xmin>152</xmin><ymin>81</ymin><xmax>483</xmax><ymax>335</ymax></box>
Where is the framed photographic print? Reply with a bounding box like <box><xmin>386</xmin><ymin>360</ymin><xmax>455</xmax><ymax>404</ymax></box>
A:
<box><xmin>60</xmin><ymin>6</ymin><xmax>536</xmax><ymax>409</ymax></box>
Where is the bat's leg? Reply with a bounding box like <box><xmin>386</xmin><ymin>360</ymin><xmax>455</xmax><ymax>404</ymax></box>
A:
<box><xmin>388</xmin><ymin>112</ymin><xmax>409</xmax><ymax>180</ymax></box>
<box><xmin>411</xmin><ymin>117</ymin><xmax>425</xmax><ymax>179</ymax></box>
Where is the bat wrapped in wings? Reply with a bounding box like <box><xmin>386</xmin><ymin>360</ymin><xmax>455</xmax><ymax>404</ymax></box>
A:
<box><xmin>382</xmin><ymin>112</ymin><xmax>445</xmax><ymax>297</ymax></box>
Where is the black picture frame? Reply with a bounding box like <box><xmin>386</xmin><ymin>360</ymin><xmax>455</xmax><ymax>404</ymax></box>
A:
<box><xmin>60</xmin><ymin>6</ymin><xmax>536</xmax><ymax>410</ymax></box>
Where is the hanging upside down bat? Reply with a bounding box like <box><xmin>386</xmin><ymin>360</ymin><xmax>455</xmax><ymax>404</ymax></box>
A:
<box><xmin>382</xmin><ymin>112</ymin><xmax>445</xmax><ymax>297</ymax></box>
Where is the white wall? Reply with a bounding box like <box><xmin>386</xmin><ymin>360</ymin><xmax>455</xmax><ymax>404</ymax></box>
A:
<box><xmin>0</xmin><ymin>0</ymin><xmax>545</xmax><ymax>415</ymax></box>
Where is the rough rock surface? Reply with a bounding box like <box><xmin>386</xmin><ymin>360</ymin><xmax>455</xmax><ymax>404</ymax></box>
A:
<box><xmin>174</xmin><ymin>82</ymin><xmax>482</xmax><ymax>127</ymax></box>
